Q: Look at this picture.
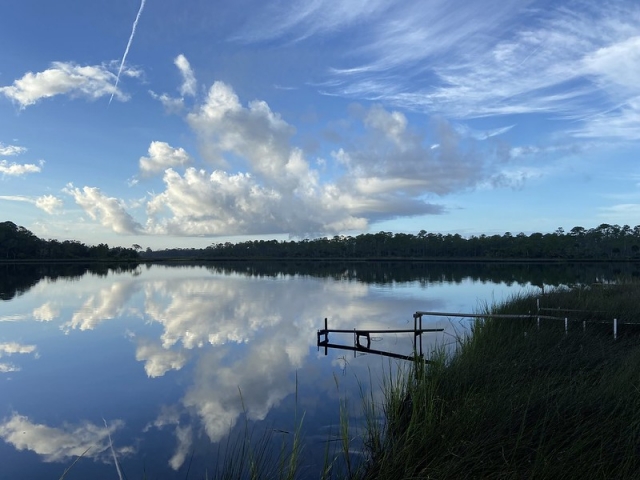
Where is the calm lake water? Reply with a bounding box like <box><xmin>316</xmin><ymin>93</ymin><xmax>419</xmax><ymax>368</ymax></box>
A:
<box><xmin>0</xmin><ymin>261</ymin><xmax>633</xmax><ymax>479</ymax></box>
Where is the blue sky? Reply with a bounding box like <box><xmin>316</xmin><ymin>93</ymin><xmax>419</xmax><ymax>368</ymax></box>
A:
<box><xmin>1</xmin><ymin>0</ymin><xmax>639</xmax><ymax>249</ymax></box>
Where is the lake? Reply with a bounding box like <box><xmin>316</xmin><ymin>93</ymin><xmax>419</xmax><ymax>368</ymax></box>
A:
<box><xmin>0</xmin><ymin>261</ymin><xmax>633</xmax><ymax>479</ymax></box>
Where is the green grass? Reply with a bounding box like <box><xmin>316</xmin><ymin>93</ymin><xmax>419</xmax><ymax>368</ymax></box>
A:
<box><xmin>358</xmin><ymin>282</ymin><xmax>640</xmax><ymax>479</ymax></box>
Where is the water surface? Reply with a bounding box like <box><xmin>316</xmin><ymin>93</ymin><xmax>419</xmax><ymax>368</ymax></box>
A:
<box><xmin>0</xmin><ymin>261</ymin><xmax>628</xmax><ymax>478</ymax></box>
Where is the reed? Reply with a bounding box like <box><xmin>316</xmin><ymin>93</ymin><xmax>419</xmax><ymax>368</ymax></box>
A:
<box><xmin>358</xmin><ymin>282</ymin><xmax>640</xmax><ymax>479</ymax></box>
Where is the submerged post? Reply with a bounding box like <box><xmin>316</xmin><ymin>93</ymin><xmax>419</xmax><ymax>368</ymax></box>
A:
<box><xmin>324</xmin><ymin>318</ymin><xmax>328</xmax><ymax>355</ymax></box>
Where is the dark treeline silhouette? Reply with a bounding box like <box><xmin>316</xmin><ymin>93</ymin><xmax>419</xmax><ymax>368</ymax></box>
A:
<box><xmin>204</xmin><ymin>261</ymin><xmax>640</xmax><ymax>288</ymax></box>
<box><xmin>145</xmin><ymin>224</ymin><xmax>640</xmax><ymax>260</ymax></box>
<box><xmin>1</xmin><ymin>261</ymin><xmax>634</xmax><ymax>302</ymax></box>
<box><xmin>0</xmin><ymin>263</ymin><xmax>140</xmax><ymax>301</ymax></box>
<box><xmin>0</xmin><ymin>221</ymin><xmax>140</xmax><ymax>260</ymax></box>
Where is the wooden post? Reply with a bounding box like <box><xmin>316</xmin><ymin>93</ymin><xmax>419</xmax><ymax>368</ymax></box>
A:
<box><xmin>324</xmin><ymin>318</ymin><xmax>328</xmax><ymax>355</ymax></box>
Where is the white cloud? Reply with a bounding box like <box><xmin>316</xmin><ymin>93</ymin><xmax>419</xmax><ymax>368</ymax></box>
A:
<box><xmin>139</xmin><ymin>141</ymin><xmax>192</xmax><ymax>176</ymax></box>
<box><xmin>0</xmin><ymin>342</ymin><xmax>36</xmax><ymax>357</ymax></box>
<box><xmin>169</xmin><ymin>425</ymin><xmax>192</xmax><ymax>471</ymax></box>
<box><xmin>0</xmin><ymin>414</ymin><xmax>132</xmax><ymax>463</ymax></box>
<box><xmin>313</xmin><ymin>1</ymin><xmax>640</xmax><ymax>139</ymax></box>
<box><xmin>64</xmin><ymin>185</ymin><xmax>142</xmax><ymax>235</ymax></box>
<box><xmin>0</xmin><ymin>160</ymin><xmax>42</xmax><ymax>176</ymax></box>
<box><xmin>135</xmin><ymin>341</ymin><xmax>188</xmax><ymax>377</ymax></box>
<box><xmin>0</xmin><ymin>363</ymin><xmax>20</xmax><ymax>373</ymax></box>
<box><xmin>35</xmin><ymin>195</ymin><xmax>63</xmax><ymax>214</ymax></box>
<box><xmin>149</xmin><ymin>91</ymin><xmax>185</xmax><ymax>113</ymax></box>
<box><xmin>231</xmin><ymin>0</ymin><xmax>390</xmax><ymax>43</ymax></box>
<box><xmin>145</xmin><ymin>82</ymin><xmax>458</xmax><ymax>236</ymax></box>
<box><xmin>0</xmin><ymin>143</ymin><xmax>26</xmax><ymax>156</ymax></box>
<box><xmin>0</xmin><ymin>194</ymin><xmax>62</xmax><ymax>213</ymax></box>
<box><xmin>0</xmin><ymin>314</ymin><xmax>29</xmax><ymax>322</ymax></box>
<box><xmin>33</xmin><ymin>302</ymin><xmax>60</xmax><ymax>322</ymax></box>
<box><xmin>0</xmin><ymin>62</ymin><xmax>129</xmax><ymax>108</ymax></box>
<box><xmin>338</xmin><ymin>106</ymin><xmax>493</xmax><ymax>196</ymax></box>
<box><xmin>599</xmin><ymin>203</ymin><xmax>640</xmax><ymax>220</ymax></box>
<box><xmin>0</xmin><ymin>195</ymin><xmax>33</xmax><ymax>204</ymax></box>
<box><xmin>62</xmin><ymin>280</ymin><xmax>138</xmax><ymax>332</ymax></box>
<box><xmin>175</xmin><ymin>54</ymin><xmax>196</xmax><ymax>97</ymax></box>
<box><xmin>187</xmin><ymin>81</ymin><xmax>296</xmax><ymax>177</ymax></box>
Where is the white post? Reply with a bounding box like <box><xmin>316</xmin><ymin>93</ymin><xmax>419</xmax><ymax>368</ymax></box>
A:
<box><xmin>565</xmin><ymin>317</ymin><xmax>568</xmax><ymax>335</ymax></box>
<box><xmin>614</xmin><ymin>318</ymin><xmax>618</xmax><ymax>340</ymax></box>
<box><xmin>583</xmin><ymin>320</ymin><xmax>586</xmax><ymax>332</ymax></box>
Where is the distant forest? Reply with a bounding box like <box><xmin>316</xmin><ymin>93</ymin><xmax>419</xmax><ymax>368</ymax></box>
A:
<box><xmin>148</xmin><ymin>224</ymin><xmax>640</xmax><ymax>261</ymax></box>
<box><xmin>4</xmin><ymin>220</ymin><xmax>640</xmax><ymax>261</ymax></box>
<box><xmin>0</xmin><ymin>221</ymin><xmax>140</xmax><ymax>260</ymax></box>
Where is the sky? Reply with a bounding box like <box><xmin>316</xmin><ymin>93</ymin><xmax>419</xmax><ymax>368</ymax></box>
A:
<box><xmin>1</xmin><ymin>0</ymin><xmax>640</xmax><ymax>249</ymax></box>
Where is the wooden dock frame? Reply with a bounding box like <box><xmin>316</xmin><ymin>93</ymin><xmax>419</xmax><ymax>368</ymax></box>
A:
<box><xmin>316</xmin><ymin>315</ymin><xmax>444</xmax><ymax>362</ymax></box>
<box><xmin>318</xmin><ymin>302</ymin><xmax>638</xmax><ymax>363</ymax></box>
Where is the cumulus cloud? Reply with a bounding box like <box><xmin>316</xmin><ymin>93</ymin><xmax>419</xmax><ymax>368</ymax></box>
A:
<box><xmin>187</xmin><ymin>81</ymin><xmax>296</xmax><ymax>176</ymax></box>
<box><xmin>0</xmin><ymin>160</ymin><xmax>42</xmax><ymax>176</ymax></box>
<box><xmin>0</xmin><ymin>194</ymin><xmax>62</xmax><ymax>213</ymax></box>
<box><xmin>135</xmin><ymin>341</ymin><xmax>189</xmax><ymax>377</ymax></box>
<box><xmin>0</xmin><ymin>143</ymin><xmax>26</xmax><ymax>156</ymax></box>
<box><xmin>0</xmin><ymin>363</ymin><xmax>20</xmax><ymax>373</ymax></box>
<box><xmin>61</xmin><ymin>79</ymin><xmax>501</xmax><ymax>237</ymax></box>
<box><xmin>169</xmin><ymin>425</ymin><xmax>192</xmax><ymax>470</ymax></box>
<box><xmin>33</xmin><ymin>302</ymin><xmax>60</xmax><ymax>322</ymax></box>
<box><xmin>144</xmin><ymin>82</ymin><xmax>456</xmax><ymax>236</ymax></box>
<box><xmin>62</xmin><ymin>280</ymin><xmax>139</xmax><ymax>331</ymax></box>
<box><xmin>0</xmin><ymin>342</ymin><xmax>36</xmax><ymax>357</ymax></box>
<box><xmin>0</xmin><ymin>62</ymin><xmax>129</xmax><ymax>108</ymax></box>
<box><xmin>175</xmin><ymin>54</ymin><xmax>196</xmax><ymax>97</ymax></box>
<box><xmin>139</xmin><ymin>141</ymin><xmax>192</xmax><ymax>176</ymax></box>
<box><xmin>64</xmin><ymin>185</ymin><xmax>142</xmax><ymax>234</ymax></box>
<box><xmin>0</xmin><ymin>414</ymin><xmax>132</xmax><ymax>463</ymax></box>
<box><xmin>35</xmin><ymin>195</ymin><xmax>63</xmax><ymax>214</ymax></box>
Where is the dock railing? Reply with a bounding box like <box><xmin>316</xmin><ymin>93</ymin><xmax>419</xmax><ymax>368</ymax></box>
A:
<box><xmin>318</xmin><ymin>299</ymin><xmax>636</xmax><ymax>362</ymax></box>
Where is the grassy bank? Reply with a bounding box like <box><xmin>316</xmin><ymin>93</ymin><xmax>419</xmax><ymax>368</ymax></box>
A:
<box><xmin>360</xmin><ymin>283</ymin><xmax>640</xmax><ymax>479</ymax></box>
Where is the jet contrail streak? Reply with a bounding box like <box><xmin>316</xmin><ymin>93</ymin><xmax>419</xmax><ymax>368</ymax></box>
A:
<box><xmin>109</xmin><ymin>0</ymin><xmax>146</xmax><ymax>105</ymax></box>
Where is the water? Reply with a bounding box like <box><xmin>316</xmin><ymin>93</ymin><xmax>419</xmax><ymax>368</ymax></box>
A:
<box><xmin>0</xmin><ymin>261</ymin><xmax>629</xmax><ymax>478</ymax></box>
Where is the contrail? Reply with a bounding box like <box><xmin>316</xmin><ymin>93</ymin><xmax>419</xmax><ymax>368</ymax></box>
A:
<box><xmin>109</xmin><ymin>0</ymin><xmax>146</xmax><ymax>105</ymax></box>
<box><xmin>103</xmin><ymin>418</ymin><xmax>124</xmax><ymax>480</ymax></box>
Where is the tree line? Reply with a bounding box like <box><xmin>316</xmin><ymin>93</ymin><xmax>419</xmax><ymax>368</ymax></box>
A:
<box><xmin>194</xmin><ymin>224</ymin><xmax>640</xmax><ymax>260</ymax></box>
<box><xmin>5</xmin><ymin>220</ymin><xmax>640</xmax><ymax>261</ymax></box>
<box><xmin>0</xmin><ymin>221</ymin><xmax>140</xmax><ymax>260</ymax></box>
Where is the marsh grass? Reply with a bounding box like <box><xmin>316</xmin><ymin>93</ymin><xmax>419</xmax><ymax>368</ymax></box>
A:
<box><xmin>208</xmin><ymin>387</ymin><xmax>304</xmax><ymax>480</ymax></box>
<box><xmin>358</xmin><ymin>282</ymin><xmax>640</xmax><ymax>479</ymax></box>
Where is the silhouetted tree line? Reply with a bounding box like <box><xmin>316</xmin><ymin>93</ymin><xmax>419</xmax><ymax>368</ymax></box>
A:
<box><xmin>2</xmin><ymin>260</ymin><xmax>634</xmax><ymax>302</ymax></box>
<box><xmin>0</xmin><ymin>263</ymin><xmax>140</xmax><ymax>301</ymax></box>
<box><xmin>0</xmin><ymin>221</ymin><xmax>140</xmax><ymax>260</ymax></box>
<box><xmin>190</xmin><ymin>224</ymin><xmax>640</xmax><ymax>260</ymax></box>
<box><xmin>204</xmin><ymin>261</ymin><xmax>640</xmax><ymax>288</ymax></box>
